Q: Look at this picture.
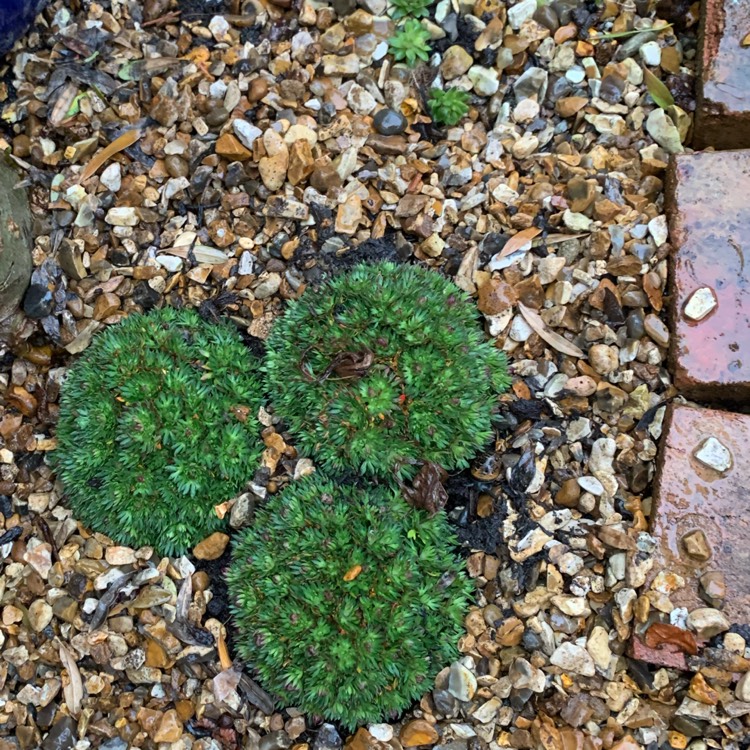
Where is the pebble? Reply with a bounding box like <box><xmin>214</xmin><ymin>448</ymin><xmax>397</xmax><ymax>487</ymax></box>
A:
<box><xmin>646</xmin><ymin>108</ymin><xmax>684</xmax><ymax>154</ymax></box>
<box><xmin>589</xmin><ymin>344</ymin><xmax>618</xmax><ymax>375</ymax></box>
<box><xmin>400</xmin><ymin>720</ymin><xmax>439</xmax><ymax>747</ymax></box>
<box><xmin>448</xmin><ymin>661</ymin><xmax>477</xmax><ymax>701</ymax></box>
<box><xmin>23</xmin><ymin>284</ymin><xmax>54</xmax><ymax>318</ymax></box>
<box><xmin>640</xmin><ymin>41</ymin><xmax>662</xmax><ymax>67</ymax></box>
<box><xmin>440</xmin><ymin>46</ymin><xmax>473</xmax><ymax>79</ymax></box>
<box><xmin>644</xmin><ymin>313</ymin><xmax>670</xmax><ymax>346</ymax></box>
<box><xmin>694</xmin><ymin>436</ymin><xmax>733</xmax><ymax>473</ymax></box>
<box><xmin>468</xmin><ymin>66</ymin><xmax>499</xmax><ymax>96</ymax></box>
<box><xmin>549</xmin><ymin>642</ymin><xmax>596</xmax><ymax>677</ymax></box>
<box><xmin>587</xmin><ymin>626</ymin><xmax>612</xmax><ymax>671</ymax></box>
<box><xmin>192</xmin><ymin>532</ymin><xmax>230</xmax><ymax>560</ymax></box>
<box><xmin>736</xmin><ymin>673</ymin><xmax>750</xmax><ymax>702</ymax></box>
<box><xmin>684</xmin><ymin>287</ymin><xmax>718</xmax><ymax>321</ymax></box>
<box><xmin>373</xmin><ymin>108</ymin><xmax>407</xmax><ymax>136</ymax></box>
<box><xmin>314</xmin><ymin>725</ymin><xmax>342</xmax><ymax>750</ymax></box>
<box><xmin>100</xmin><ymin>162</ymin><xmax>121</xmax><ymax>192</ymax></box>
<box><xmin>233</xmin><ymin>119</ymin><xmax>263</xmax><ymax>150</ymax></box>
<box><xmin>508</xmin><ymin>0</ymin><xmax>537</xmax><ymax>29</ymax></box>
<box><xmin>105</xmin><ymin>207</ymin><xmax>139</xmax><ymax>226</ymax></box>
<box><xmin>687</xmin><ymin>608</ymin><xmax>730</xmax><ymax>639</ymax></box>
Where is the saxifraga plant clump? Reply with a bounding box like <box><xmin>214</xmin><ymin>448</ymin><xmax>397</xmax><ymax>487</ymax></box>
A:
<box><xmin>428</xmin><ymin>87</ymin><xmax>471</xmax><ymax>126</ymax></box>
<box><xmin>388</xmin><ymin>0</ymin><xmax>433</xmax><ymax>19</ymax></box>
<box><xmin>52</xmin><ymin>307</ymin><xmax>264</xmax><ymax>556</ymax></box>
<box><xmin>265</xmin><ymin>262</ymin><xmax>510</xmax><ymax>478</ymax></box>
<box><xmin>227</xmin><ymin>475</ymin><xmax>472</xmax><ymax>728</ymax></box>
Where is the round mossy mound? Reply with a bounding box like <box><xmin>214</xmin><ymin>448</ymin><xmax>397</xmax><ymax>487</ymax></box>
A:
<box><xmin>53</xmin><ymin>307</ymin><xmax>264</xmax><ymax>556</ymax></box>
<box><xmin>227</xmin><ymin>475</ymin><xmax>472</xmax><ymax>729</ymax></box>
<box><xmin>265</xmin><ymin>262</ymin><xmax>510</xmax><ymax>478</ymax></box>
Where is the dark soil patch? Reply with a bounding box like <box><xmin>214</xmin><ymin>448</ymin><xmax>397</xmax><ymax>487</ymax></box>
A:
<box><xmin>193</xmin><ymin>546</ymin><xmax>234</xmax><ymax>650</ymax></box>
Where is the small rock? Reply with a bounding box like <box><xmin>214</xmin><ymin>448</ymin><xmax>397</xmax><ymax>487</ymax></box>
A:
<box><xmin>448</xmin><ymin>661</ymin><xmax>477</xmax><ymax>701</ymax></box>
<box><xmin>440</xmin><ymin>46</ymin><xmax>473</xmax><ymax>80</ymax></box>
<box><xmin>684</xmin><ymin>287</ymin><xmax>718</xmax><ymax>321</ymax></box>
<box><xmin>314</xmin><ymin>725</ymin><xmax>342</xmax><ymax>750</ymax></box>
<box><xmin>694</xmin><ymin>436</ymin><xmax>733</xmax><ymax>473</ymax></box>
<box><xmin>23</xmin><ymin>284</ymin><xmax>54</xmax><ymax>318</ymax></box>
<box><xmin>587</xmin><ymin>626</ymin><xmax>611</xmax><ymax>671</ymax></box>
<box><xmin>640</xmin><ymin>41</ymin><xmax>662</xmax><ymax>67</ymax></box>
<box><xmin>154</xmin><ymin>710</ymin><xmax>182</xmax><ymax>743</ymax></box>
<box><xmin>646</xmin><ymin>108</ymin><xmax>684</xmax><ymax>154</ymax></box>
<box><xmin>400</xmin><ymin>720</ymin><xmax>439</xmax><ymax>747</ymax></box>
<box><xmin>589</xmin><ymin>344</ymin><xmax>618</xmax><ymax>375</ymax></box>
<box><xmin>736</xmin><ymin>673</ymin><xmax>750</xmax><ymax>702</ymax></box>
<box><xmin>550</xmin><ymin>642</ymin><xmax>596</xmax><ymax>677</ymax></box>
<box><xmin>100</xmin><ymin>163</ymin><xmax>122</xmax><ymax>192</ymax></box>
<box><xmin>335</xmin><ymin>195</ymin><xmax>363</xmax><ymax>234</ymax></box>
<box><xmin>373</xmin><ymin>108</ymin><xmax>407</xmax><ymax>136</ymax></box>
<box><xmin>217</xmin><ymin>133</ymin><xmax>252</xmax><ymax>161</ymax></box>
<box><xmin>368</xmin><ymin>725</ymin><xmax>393</xmax><ymax>742</ymax></box>
<box><xmin>644</xmin><ymin>313</ymin><xmax>669</xmax><ymax>346</ymax></box>
<box><xmin>687</xmin><ymin>608</ymin><xmax>730</xmax><ymax>639</ymax></box>
<box><xmin>648</xmin><ymin>215</ymin><xmax>669</xmax><ymax>247</ymax></box>
<box><xmin>468</xmin><ymin>66</ymin><xmax>499</xmax><ymax>96</ymax></box>
<box><xmin>508</xmin><ymin>0</ymin><xmax>537</xmax><ymax>29</ymax></box>
<box><xmin>193</xmin><ymin>532</ymin><xmax>230</xmax><ymax>560</ymax></box>
<box><xmin>28</xmin><ymin>600</ymin><xmax>53</xmax><ymax>632</ymax></box>
<box><xmin>233</xmin><ymin>120</ymin><xmax>263</xmax><ymax>150</ymax></box>
<box><xmin>478</xmin><ymin>279</ymin><xmax>517</xmax><ymax>315</ymax></box>
<box><xmin>105</xmin><ymin>207</ymin><xmax>139</xmax><ymax>226</ymax></box>
<box><xmin>681</xmin><ymin>530</ymin><xmax>712</xmax><ymax>562</ymax></box>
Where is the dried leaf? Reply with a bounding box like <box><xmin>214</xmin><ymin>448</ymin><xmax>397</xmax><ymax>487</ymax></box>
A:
<box><xmin>493</xmin><ymin>227</ymin><xmax>541</xmax><ymax>261</ymax></box>
<box><xmin>48</xmin><ymin>82</ymin><xmax>79</xmax><ymax>128</ymax></box>
<box><xmin>594</xmin><ymin>23</ymin><xmax>673</xmax><ymax>40</ymax></box>
<box><xmin>79</xmin><ymin>128</ymin><xmax>142</xmax><ymax>183</ymax></box>
<box><xmin>518</xmin><ymin>302</ymin><xmax>584</xmax><ymax>357</ymax></box>
<box><xmin>163</xmin><ymin>245</ymin><xmax>229</xmax><ymax>264</ymax></box>
<box><xmin>454</xmin><ymin>245</ymin><xmax>478</xmax><ymax>293</ymax></box>
<box><xmin>217</xmin><ymin>628</ymin><xmax>233</xmax><ymax>670</ymax></box>
<box><xmin>643</xmin><ymin>68</ymin><xmax>675</xmax><ymax>110</ymax></box>
<box><xmin>400</xmin><ymin>461</ymin><xmax>449</xmax><ymax>515</ymax></box>
<box><xmin>343</xmin><ymin>564</ymin><xmax>363</xmax><ymax>582</ymax></box>
<box><xmin>59</xmin><ymin>643</ymin><xmax>83</xmax><ymax>717</ymax></box>
<box><xmin>644</xmin><ymin>622</ymin><xmax>698</xmax><ymax>655</ymax></box>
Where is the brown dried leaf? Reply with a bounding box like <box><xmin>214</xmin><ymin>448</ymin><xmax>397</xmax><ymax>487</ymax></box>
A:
<box><xmin>217</xmin><ymin>628</ymin><xmax>233</xmax><ymax>670</ymax></box>
<box><xmin>518</xmin><ymin>302</ymin><xmax>584</xmax><ymax>357</ymax></box>
<box><xmin>79</xmin><ymin>128</ymin><xmax>142</xmax><ymax>183</ymax></box>
<box><xmin>401</xmin><ymin>461</ymin><xmax>448</xmax><ymax>515</ymax></box>
<box><xmin>643</xmin><ymin>274</ymin><xmax>663</xmax><ymax>312</ymax></box>
<box><xmin>48</xmin><ymin>82</ymin><xmax>79</xmax><ymax>128</ymax></box>
<box><xmin>59</xmin><ymin>643</ymin><xmax>83</xmax><ymax>717</ymax></box>
<box><xmin>644</xmin><ymin>622</ymin><xmax>698</xmax><ymax>655</ymax></box>
<box><xmin>343</xmin><ymin>564</ymin><xmax>363</xmax><ymax>581</ymax></box>
<box><xmin>492</xmin><ymin>227</ymin><xmax>541</xmax><ymax>263</ymax></box>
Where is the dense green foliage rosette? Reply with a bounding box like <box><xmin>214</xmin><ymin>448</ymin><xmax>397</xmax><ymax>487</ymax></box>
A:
<box><xmin>389</xmin><ymin>0</ymin><xmax>432</xmax><ymax>19</ymax></box>
<box><xmin>428</xmin><ymin>88</ymin><xmax>471</xmax><ymax>126</ymax></box>
<box><xmin>53</xmin><ymin>308</ymin><xmax>264</xmax><ymax>556</ymax></box>
<box><xmin>265</xmin><ymin>262</ymin><xmax>510</xmax><ymax>478</ymax></box>
<box><xmin>227</xmin><ymin>476</ymin><xmax>472</xmax><ymax>728</ymax></box>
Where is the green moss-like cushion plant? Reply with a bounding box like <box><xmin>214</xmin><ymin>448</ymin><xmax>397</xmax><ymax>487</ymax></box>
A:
<box><xmin>227</xmin><ymin>475</ymin><xmax>472</xmax><ymax>728</ymax></box>
<box><xmin>265</xmin><ymin>262</ymin><xmax>510</xmax><ymax>478</ymax></box>
<box><xmin>388</xmin><ymin>19</ymin><xmax>432</xmax><ymax>67</ymax></box>
<box><xmin>53</xmin><ymin>308</ymin><xmax>264</xmax><ymax>556</ymax></box>
<box><xmin>428</xmin><ymin>87</ymin><xmax>471</xmax><ymax>126</ymax></box>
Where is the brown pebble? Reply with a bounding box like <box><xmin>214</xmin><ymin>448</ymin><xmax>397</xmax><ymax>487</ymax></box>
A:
<box><xmin>193</xmin><ymin>532</ymin><xmax>231</xmax><ymax>560</ymax></box>
<box><xmin>555</xmin><ymin>478</ymin><xmax>581</xmax><ymax>507</ymax></box>
<box><xmin>249</xmin><ymin>77</ymin><xmax>270</xmax><ymax>102</ymax></box>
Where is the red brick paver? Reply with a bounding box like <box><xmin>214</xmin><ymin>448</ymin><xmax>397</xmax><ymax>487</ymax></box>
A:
<box><xmin>650</xmin><ymin>403</ymin><xmax>750</xmax><ymax>620</ymax></box>
<box><xmin>666</xmin><ymin>150</ymin><xmax>750</xmax><ymax>402</ymax></box>
<box><xmin>695</xmin><ymin>0</ymin><xmax>750</xmax><ymax>149</ymax></box>
<box><xmin>632</xmin><ymin>404</ymin><xmax>750</xmax><ymax>667</ymax></box>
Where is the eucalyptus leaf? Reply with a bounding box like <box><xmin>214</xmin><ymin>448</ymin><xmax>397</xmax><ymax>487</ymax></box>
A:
<box><xmin>644</xmin><ymin>67</ymin><xmax>675</xmax><ymax>109</ymax></box>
